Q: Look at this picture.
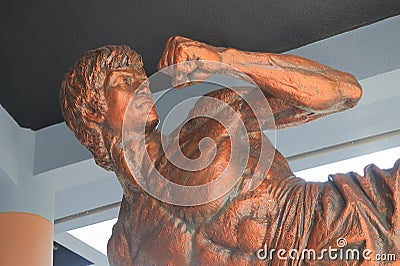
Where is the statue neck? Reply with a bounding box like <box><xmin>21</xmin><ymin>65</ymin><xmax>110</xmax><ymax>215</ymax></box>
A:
<box><xmin>105</xmin><ymin>127</ymin><xmax>160</xmax><ymax>199</ymax></box>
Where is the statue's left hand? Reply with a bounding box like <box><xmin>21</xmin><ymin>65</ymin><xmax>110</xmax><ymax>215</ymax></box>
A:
<box><xmin>157</xmin><ymin>36</ymin><xmax>223</xmax><ymax>88</ymax></box>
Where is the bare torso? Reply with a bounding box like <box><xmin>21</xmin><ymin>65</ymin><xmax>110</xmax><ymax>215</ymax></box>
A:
<box><xmin>108</xmin><ymin>88</ymin><xmax>309</xmax><ymax>265</ymax></box>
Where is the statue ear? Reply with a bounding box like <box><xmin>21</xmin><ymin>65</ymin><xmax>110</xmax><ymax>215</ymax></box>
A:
<box><xmin>83</xmin><ymin>109</ymin><xmax>105</xmax><ymax>124</ymax></box>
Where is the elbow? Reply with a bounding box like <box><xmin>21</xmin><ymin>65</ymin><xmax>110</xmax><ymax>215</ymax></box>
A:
<box><xmin>307</xmin><ymin>77</ymin><xmax>363</xmax><ymax>113</ymax></box>
<box><xmin>340</xmin><ymin>74</ymin><xmax>363</xmax><ymax>109</ymax></box>
<box><xmin>327</xmin><ymin>78</ymin><xmax>362</xmax><ymax>113</ymax></box>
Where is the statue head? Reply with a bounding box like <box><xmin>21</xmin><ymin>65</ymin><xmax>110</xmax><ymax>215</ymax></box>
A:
<box><xmin>60</xmin><ymin>45</ymin><xmax>158</xmax><ymax>171</ymax></box>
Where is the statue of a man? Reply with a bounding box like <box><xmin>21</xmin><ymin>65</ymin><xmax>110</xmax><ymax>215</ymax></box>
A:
<box><xmin>60</xmin><ymin>36</ymin><xmax>399</xmax><ymax>265</ymax></box>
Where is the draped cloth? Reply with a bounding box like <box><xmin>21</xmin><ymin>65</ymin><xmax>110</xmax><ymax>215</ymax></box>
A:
<box><xmin>267</xmin><ymin>159</ymin><xmax>400</xmax><ymax>265</ymax></box>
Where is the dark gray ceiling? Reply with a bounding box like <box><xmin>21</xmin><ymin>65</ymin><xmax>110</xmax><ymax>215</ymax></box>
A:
<box><xmin>1</xmin><ymin>0</ymin><xmax>399</xmax><ymax>130</ymax></box>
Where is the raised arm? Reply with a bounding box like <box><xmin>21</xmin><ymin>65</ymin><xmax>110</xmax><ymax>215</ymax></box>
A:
<box><xmin>220</xmin><ymin>48</ymin><xmax>362</xmax><ymax>113</ymax></box>
<box><xmin>158</xmin><ymin>36</ymin><xmax>362</xmax><ymax>127</ymax></box>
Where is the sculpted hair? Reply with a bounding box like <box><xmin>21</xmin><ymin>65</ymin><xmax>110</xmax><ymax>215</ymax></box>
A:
<box><xmin>60</xmin><ymin>45</ymin><xmax>143</xmax><ymax>170</ymax></box>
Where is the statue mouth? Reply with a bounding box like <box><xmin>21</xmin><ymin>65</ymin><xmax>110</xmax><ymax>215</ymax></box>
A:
<box><xmin>134</xmin><ymin>99</ymin><xmax>154</xmax><ymax>109</ymax></box>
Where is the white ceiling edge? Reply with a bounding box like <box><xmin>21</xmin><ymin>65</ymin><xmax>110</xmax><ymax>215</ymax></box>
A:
<box><xmin>0</xmin><ymin>104</ymin><xmax>21</xmax><ymax>186</ymax></box>
<box><xmin>295</xmin><ymin>146</ymin><xmax>400</xmax><ymax>182</ymax></box>
<box><xmin>285</xmin><ymin>15</ymin><xmax>400</xmax><ymax>80</ymax></box>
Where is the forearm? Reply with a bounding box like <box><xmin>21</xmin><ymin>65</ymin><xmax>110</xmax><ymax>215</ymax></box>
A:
<box><xmin>158</xmin><ymin>36</ymin><xmax>362</xmax><ymax>114</ymax></box>
<box><xmin>220</xmin><ymin>48</ymin><xmax>362</xmax><ymax>113</ymax></box>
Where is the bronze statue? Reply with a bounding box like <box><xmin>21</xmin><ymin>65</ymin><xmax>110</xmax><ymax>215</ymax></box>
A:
<box><xmin>60</xmin><ymin>36</ymin><xmax>399</xmax><ymax>265</ymax></box>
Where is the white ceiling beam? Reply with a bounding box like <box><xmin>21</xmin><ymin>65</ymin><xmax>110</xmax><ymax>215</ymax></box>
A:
<box><xmin>286</xmin><ymin>15</ymin><xmax>400</xmax><ymax>80</ymax></box>
<box><xmin>53</xmin><ymin>176</ymin><xmax>121</xmax><ymax>231</ymax></box>
<box><xmin>0</xmin><ymin>104</ymin><xmax>20</xmax><ymax>186</ymax></box>
<box><xmin>54</xmin><ymin>232</ymin><xmax>109</xmax><ymax>266</ymax></box>
<box><xmin>34</xmin><ymin>158</ymin><xmax>115</xmax><ymax>192</ymax></box>
<box><xmin>34</xmin><ymin>123</ymin><xmax>92</xmax><ymax>175</ymax></box>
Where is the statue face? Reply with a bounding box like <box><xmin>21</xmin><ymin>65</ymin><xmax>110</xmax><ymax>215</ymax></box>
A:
<box><xmin>103</xmin><ymin>68</ymin><xmax>158</xmax><ymax>133</ymax></box>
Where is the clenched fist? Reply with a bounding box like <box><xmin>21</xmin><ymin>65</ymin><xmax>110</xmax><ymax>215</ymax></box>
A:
<box><xmin>157</xmin><ymin>36</ymin><xmax>225</xmax><ymax>88</ymax></box>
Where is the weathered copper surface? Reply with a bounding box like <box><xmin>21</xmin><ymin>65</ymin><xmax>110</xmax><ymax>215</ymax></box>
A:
<box><xmin>60</xmin><ymin>36</ymin><xmax>399</xmax><ymax>265</ymax></box>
